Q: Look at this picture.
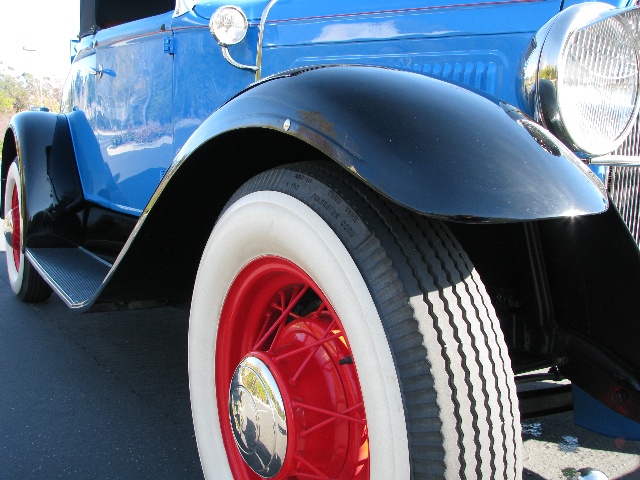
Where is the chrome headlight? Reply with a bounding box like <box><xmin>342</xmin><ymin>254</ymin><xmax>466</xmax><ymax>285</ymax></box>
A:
<box><xmin>210</xmin><ymin>5</ymin><xmax>249</xmax><ymax>46</ymax></box>
<box><xmin>522</xmin><ymin>4</ymin><xmax>640</xmax><ymax>157</ymax></box>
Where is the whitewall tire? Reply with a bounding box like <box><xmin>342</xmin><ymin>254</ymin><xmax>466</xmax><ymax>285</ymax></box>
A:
<box><xmin>3</xmin><ymin>160</ymin><xmax>51</xmax><ymax>302</ymax></box>
<box><xmin>189</xmin><ymin>162</ymin><xmax>522</xmax><ymax>479</ymax></box>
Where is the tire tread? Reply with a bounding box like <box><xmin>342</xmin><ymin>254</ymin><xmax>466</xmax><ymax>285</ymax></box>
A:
<box><xmin>18</xmin><ymin>260</ymin><xmax>53</xmax><ymax>303</ymax></box>
<box><xmin>230</xmin><ymin>161</ymin><xmax>522</xmax><ymax>479</ymax></box>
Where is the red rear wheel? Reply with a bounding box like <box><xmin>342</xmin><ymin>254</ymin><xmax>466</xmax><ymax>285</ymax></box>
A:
<box><xmin>10</xmin><ymin>184</ymin><xmax>21</xmax><ymax>272</ymax></box>
<box><xmin>216</xmin><ymin>256</ymin><xmax>369</xmax><ymax>479</ymax></box>
<box><xmin>4</xmin><ymin>160</ymin><xmax>52</xmax><ymax>302</ymax></box>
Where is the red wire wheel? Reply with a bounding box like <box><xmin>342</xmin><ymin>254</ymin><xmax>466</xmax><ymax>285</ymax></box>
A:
<box><xmin>10</xmin><ymin>184</ymin><xmax>21</xmax><ymax>272</ymax></box>
<box><xmin>3</xmin><ymin>161</ymin><xmax>51</xmax><ymax>302</ymax></box>
<box><xmin>216</xmin><ymin>256</ymin><xmax>370</xmax><ymax>479</ymax></box>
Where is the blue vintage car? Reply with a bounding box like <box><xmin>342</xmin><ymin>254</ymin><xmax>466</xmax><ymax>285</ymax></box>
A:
<box><xmin>3</xmin><ymin>0</ymin><xmax>640</xmax><ymax>477</ymax></box>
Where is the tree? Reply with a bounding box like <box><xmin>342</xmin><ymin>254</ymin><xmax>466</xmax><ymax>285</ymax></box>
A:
<box><xmin>0</xmin><ymin>69</ymin><xmax>62</xmax><ymax>156</ymax></box>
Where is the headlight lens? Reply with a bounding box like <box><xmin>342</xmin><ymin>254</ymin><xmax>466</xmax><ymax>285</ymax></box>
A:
<box><xmin>559</xmin><ymin>15</ymin><xmax>639</xmax><ymax>155</ymax></box>
<box><xmin>210</xmin><ymin>6</ymin><xmax>249</xmax><ymax>46</ymax></box>
<box><xmin>526</xmin><ymin>4</ymin><xmax>640</xmax><ymax>157</ymax></box>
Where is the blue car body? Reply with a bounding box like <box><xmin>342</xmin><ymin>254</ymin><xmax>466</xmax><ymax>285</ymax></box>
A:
<box><xmin>62</xmin><ymin>0</ymin><xmax>623</xmax><ymax>215</ymax></box>
<box><xmin>3</xmin><ymin>0</ymin><xmax>640</xmax><ymax>474</ymax></box>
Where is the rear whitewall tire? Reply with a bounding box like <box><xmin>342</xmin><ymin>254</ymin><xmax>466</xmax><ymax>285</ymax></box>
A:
<box><xmin>4</xmin><ymin>162</ymin><xmax>25</xmax><ymax>294</ymax></box>
<box><xmin>3</xmin><ymin>161</ymin><xmax>51</xmax><ymax>302</ymax></box>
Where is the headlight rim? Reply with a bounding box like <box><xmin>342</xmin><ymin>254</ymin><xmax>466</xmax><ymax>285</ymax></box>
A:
<box><xmin>209</xmin><ymin>5</ymin><xmax>250</xmax><ymax>47</ymax></box>
<box><xmin>523</xmin><ymin>3</ymin><xmax>640</xmax><ymax>157</ymax></box>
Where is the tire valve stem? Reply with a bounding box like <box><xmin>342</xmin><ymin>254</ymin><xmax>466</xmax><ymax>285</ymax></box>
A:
<box><xmin>339</xmin><ymin>356</ymin><xmax>353</xmax><ymax>365</ymax></box>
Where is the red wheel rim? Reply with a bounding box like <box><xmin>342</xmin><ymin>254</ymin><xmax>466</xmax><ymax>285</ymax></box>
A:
<box><xmin>10</xmin><ymin>184</ymin><xmax>21</xmax><ymax>272</ymax></box>
<box><xmin>216</xmin><ymin>256</ymin><xmax>370</xmax><ymax>479</ymax></box>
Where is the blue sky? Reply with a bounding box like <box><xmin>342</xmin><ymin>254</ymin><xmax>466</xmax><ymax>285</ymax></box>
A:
<box><xmin>0</xmin><ymin>0</ymin><xmax>80</xmax><ymax>81</ymax></box>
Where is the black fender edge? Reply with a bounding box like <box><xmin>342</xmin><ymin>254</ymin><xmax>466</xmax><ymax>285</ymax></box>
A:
<box><xmin>96</xmin><ymin>65</ymin><xmax>613</xmax><ymax>308</ymax></box>
<box><xmin>173</xmin><ymin>65</ymin><xmax>608</xmax><ymax>222</ymax></box>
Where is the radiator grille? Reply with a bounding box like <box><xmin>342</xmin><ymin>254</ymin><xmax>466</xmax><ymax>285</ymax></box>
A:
<box><xmin>613</xmin><ymin>114</ymin><xmax>640</xmax><ymax>157</ymax></box>
<box><xmin>607</xmin><ymin>113</ymin><xmax>640</xmax><ymax>246</ymax></box>
<box><xmin>606</xmin><ymin>165</ymin><xmax>640</xmax><ymax>247</ymax></box>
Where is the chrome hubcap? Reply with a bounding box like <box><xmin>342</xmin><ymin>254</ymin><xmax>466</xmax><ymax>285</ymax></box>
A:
<box><xmin>229</xmin><ymin>356</ymin><xmax>287</xmax><ymax>477</ymax></box>
<box><xmin>3</xmin><ymin>213</ymin><xmax>13</xmax><ymax>247</ymax></box>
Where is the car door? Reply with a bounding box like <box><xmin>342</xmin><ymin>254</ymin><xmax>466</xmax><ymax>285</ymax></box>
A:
<box><xmin>91</xmin><ymin>11</ymin><xmax>175</xmax><ymax>215</ymax></box>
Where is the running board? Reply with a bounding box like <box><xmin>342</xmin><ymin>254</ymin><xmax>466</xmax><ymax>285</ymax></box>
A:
<box><xmin>27</xmin><ymin>247</ymin><xmax>112</xmax><ymax>309</ymax></box>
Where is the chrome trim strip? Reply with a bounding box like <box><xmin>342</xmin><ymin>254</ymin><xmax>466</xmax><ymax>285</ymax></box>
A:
<box><xmin>256</xmin><ymin>0</ymin><xmax>279</xmax><ymax>81</ymax></box>
<box><xmin>589</xmin><ymin>156</ymin><xmax>640</xmax><ymax>167</ymax></box>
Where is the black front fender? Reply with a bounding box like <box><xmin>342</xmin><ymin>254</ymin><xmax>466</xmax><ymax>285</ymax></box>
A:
<box><xmin>175</xmin><ymin>65</ymin><xmax>607</xmax><ymax>222</ymax></box>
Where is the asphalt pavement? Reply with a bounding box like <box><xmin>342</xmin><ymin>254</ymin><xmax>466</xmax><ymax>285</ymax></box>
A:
<box><xmin>0</xmin><ymin>243</ymin><xmax>638</xmax><ymax>479</ymax></box>
<box><xmin>0</xmin><ymin>247</ymin><xmax>203</xmax><ymax>479</ymax></box>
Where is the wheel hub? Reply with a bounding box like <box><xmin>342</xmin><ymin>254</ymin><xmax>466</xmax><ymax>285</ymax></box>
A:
<box><xmin>3</xmin><ymin>213</ymin><xmax>14</xmax><ymax>249</ymax></box>
<box><xmin>228</xmin><ymin>355</ymin><xmax>288</xmax><ymax>478</ymax></box>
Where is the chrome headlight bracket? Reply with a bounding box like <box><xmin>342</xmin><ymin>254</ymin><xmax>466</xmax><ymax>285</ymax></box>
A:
<box><xmin>521</xmin><ymin>3</ymin><xmax>640</xmax><ymax>157</ymax></box>
<box><xmin>208</xmin><ymin>1</ymin><xmax>279</xmax><ymax>80</ymax></box>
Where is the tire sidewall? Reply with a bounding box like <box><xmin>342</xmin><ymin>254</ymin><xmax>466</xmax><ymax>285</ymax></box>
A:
<box><xmin>189</xmin><ymin>190</ymin><xmax>410</xmax><ymax>479</ymax></box>
<box><xmin>4</xmin><ymin>162</ymin><xmax>25</xmax><ymax>295</ymax></box>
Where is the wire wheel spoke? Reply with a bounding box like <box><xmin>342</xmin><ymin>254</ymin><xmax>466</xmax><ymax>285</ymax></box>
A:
<box><xmin>254</xmin><ymin>284</ymin><xmax>310</xmax><ymax>351</ymax></box>
<box><xmin>294</xmin><ymin>401</ymin><xmax>366</xmax><ymax>437</ymax></box>
<box><xmin>280</xmin><ymin>317</ymin><xmax>338</xmax><ymax>384</ymax></box>
<box><xmin>295</xmin><ymin>455</ymin><xmax>333</xmax><ymax>480</ymax></box>
<box><xmin>273</xmin><ymin>324</ymin><xmax>339</xmax><ymax>361</ymax></box>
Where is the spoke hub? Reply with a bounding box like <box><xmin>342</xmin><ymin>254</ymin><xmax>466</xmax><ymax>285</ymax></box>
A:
<box><xmin>228</xmin><ymin>355</ymin><xmax>288</xmax><ymax>478</ymax></box>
